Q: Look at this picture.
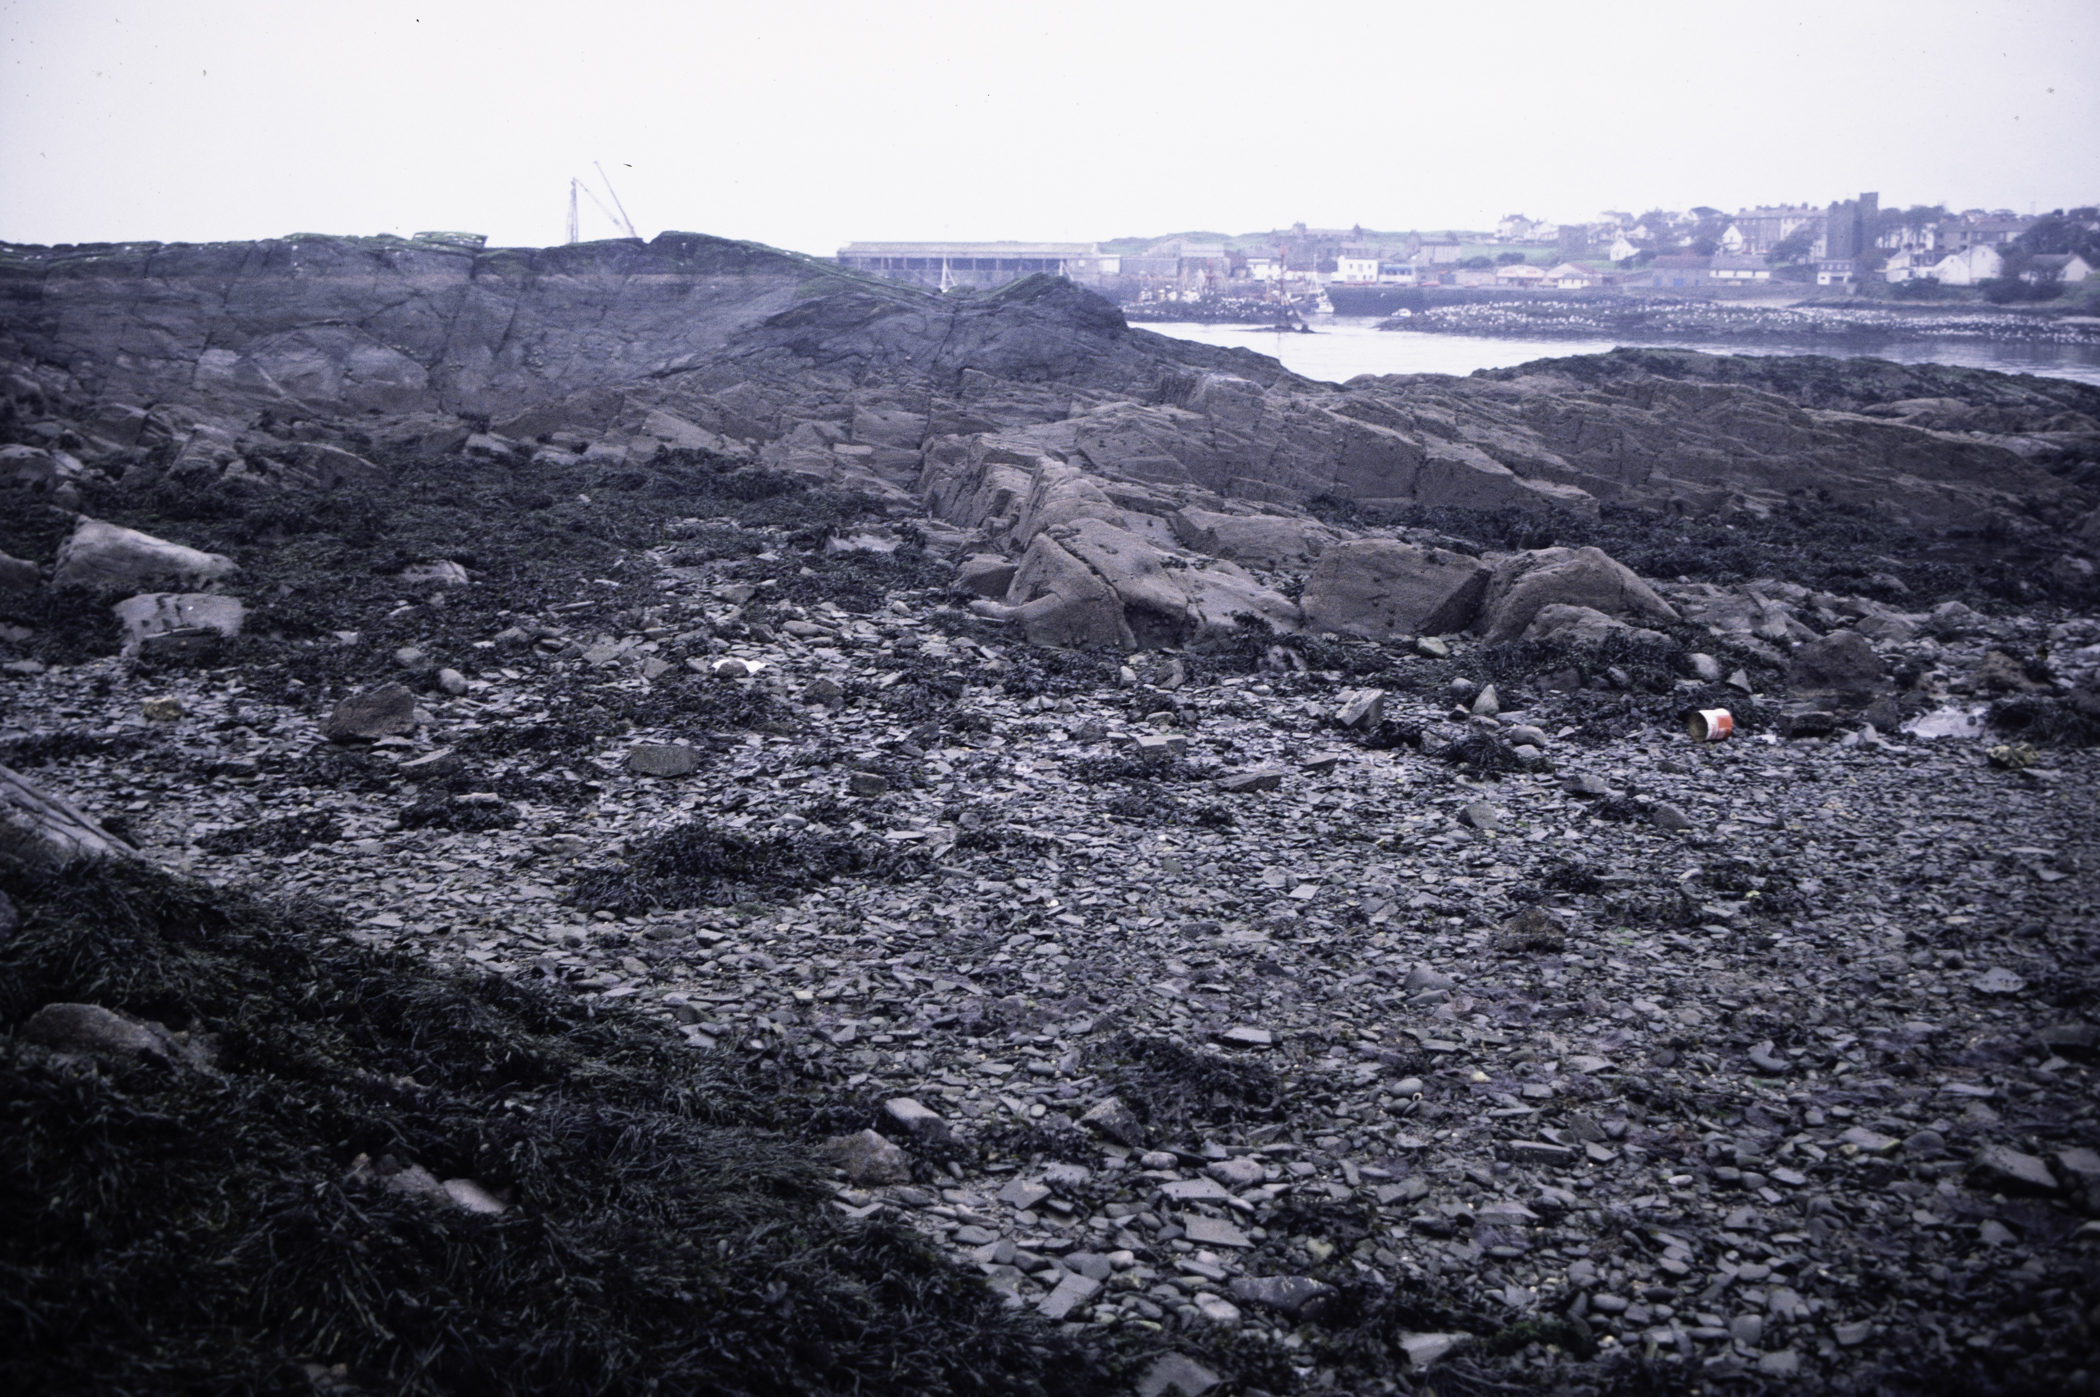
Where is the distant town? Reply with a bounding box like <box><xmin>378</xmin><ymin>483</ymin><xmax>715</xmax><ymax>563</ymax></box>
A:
<box><xmin>837</xmin><ymin>197</ymin><xmax>2100</xmax><ymax>315</ymax></box>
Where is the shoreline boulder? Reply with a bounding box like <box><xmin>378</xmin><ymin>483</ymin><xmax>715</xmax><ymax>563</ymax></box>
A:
<box><xmin>1476</xmin><ymin>546</ymin><xmax>1677</xmax><ymax>644</ymax></box>
<box><xmin>52</xmin><ymin>518</ymin><xmax>237</xmax><ymax>591</ymax></box>
<box><xmin>1301</xmin><ymin>539</ymin><xmax>1490</xmax><ymax>640</ymax></box>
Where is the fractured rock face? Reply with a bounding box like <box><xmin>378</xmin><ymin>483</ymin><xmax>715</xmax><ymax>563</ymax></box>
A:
<box><xmin>52</xmin><ymin>519</ymin><xmax>238</xmax><ymax>591</ymax></box>
<box><xmin>1475</xmin><ymin>545</ymin><xmax>1678</xmax><ymax>644</ymax></box>
<box><xmin>1300</xmin><ymin>539</ymin><xmax>1489</xmax><ymax>640</ymax></box>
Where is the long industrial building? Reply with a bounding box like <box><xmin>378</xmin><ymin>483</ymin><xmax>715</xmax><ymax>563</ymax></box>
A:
<box><xmin>835</xmin><ymin>241</ymin><xmax>1119</xmax><ymax>290</ymax></box>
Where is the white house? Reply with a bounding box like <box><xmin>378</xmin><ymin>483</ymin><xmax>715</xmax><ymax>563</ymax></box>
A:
<box><xmin>1608</xmin><ymin>235</ymin><xmax>1639</xmax><ymax>262</ymax></box>
<box><xmin>1377</xmin><ymin>261</ymin><xmax>1418</xmax><ymax>285</ymax></box>
<box><xmin>1495</xmin><ymin>263</ymin><xmax>1547</xmax><ymax>287</ymax></box>
<box><xmin>2028</xmin><ymin>253</ymin><xmax>2094</xmax><ymax>284</ymax></box>
<box><xmin>1543</xmin><ymin>262</ymin><xmax>1600</xmax><ymax>289</ymax></box>
<box><xmin>1883</xmin><ymin>248</ymin><xmax>1928</xmax><ymax>283</ymax></box>
<box><xmin>1335</xmin><ymin>254</ymin><xmax>1380</xmax><ymax>283</ymax></box>
<box><xmin>1931</xmin><ymin>244</ymin><xmax>2004</xmax><ymax>286</ymax></box>
<box><xmin>1719</xmin><ymin>224</ymin><xmax>1745</xmax><ymax>254</ymax></box>
<box><xmin>1245</xmin><ymin>257</ymin><xmax>1280</xmax><ymax>282</ymax></box>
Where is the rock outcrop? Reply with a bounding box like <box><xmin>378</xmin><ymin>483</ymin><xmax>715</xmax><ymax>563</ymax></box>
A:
<box><xmin>51</xmin><ymin>519</ymin><xmax>238</xmax><ymax>591</ymax></box>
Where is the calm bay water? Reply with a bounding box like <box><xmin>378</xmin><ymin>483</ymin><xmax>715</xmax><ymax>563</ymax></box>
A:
<box><xmin>1139</xmin><ymin>316</ymin><xmax>2100</xmax><ymax>388</ymax></box>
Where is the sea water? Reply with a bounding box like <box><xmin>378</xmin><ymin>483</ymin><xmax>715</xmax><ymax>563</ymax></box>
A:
<box><xmin>1140</xmin><ymin>316</ymin><xmax>2100</xmax><ymax>388</ymax></box>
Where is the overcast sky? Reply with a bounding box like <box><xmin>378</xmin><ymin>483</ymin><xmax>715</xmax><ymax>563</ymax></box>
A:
<box><xmin>3</xmin><ymin>0</ymin><xmax>2094</xmax><ymax>256</ymax></box>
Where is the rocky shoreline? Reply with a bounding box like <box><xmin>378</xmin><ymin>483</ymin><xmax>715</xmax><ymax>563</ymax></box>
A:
<box><xmin>3</xmin><ymin>233</ymin><xmax>2099</xmax><ymax>1396</ymax></box>
<box><xmin>1374</xmin><ymin>297</ymin><xmax>2100</xmax><ymax>348</ymax></box>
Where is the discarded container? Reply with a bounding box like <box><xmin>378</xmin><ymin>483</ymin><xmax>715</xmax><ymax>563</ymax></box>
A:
<box><xmin>1686</xmin><ymin>708</ymin><xmax>1734</xmax><ymax>742</ymax></box>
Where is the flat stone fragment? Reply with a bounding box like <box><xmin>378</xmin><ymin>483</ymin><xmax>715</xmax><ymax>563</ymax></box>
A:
<box><xmin>1840</xmin><ymin>1126</ymin><xmax>1899</xmax><ymax>1156</ymax></box>
<box><xmin>1215</xmin><ymin>768</ymin><xmax>1285</xmax><ymax>794</ymax></box>
<box><xmin>1161</xmin><ymin>1178</ymin><xmax>1233</xmax><ymax>1202</ymax></box>
<box><xmin>882</xmin><ymin>1097</ymin><xmax>949</xmax><ymax>1144</ymax></box>
<box><xmin>1974</xmin><ymin>1144</ymin><xmax>2058</xmax><ymax>1192</ymax></box>
<box><xmin>1192</xmin><ymin>1292</ymin><xmax>1242</xmax><ymax>1324</ymax></box>
<box><xmin>1509</xmin><ymin>1140</ymin><xmax>1575</xmax><ymax>1164</ymax></box>
<box><xmin>997</xmin><ymin>1178</ymin><xmax>1052</xmax><ymax>1210</ymax></box>
<box><xmin>1398</xmin><ymin>1333</ymin><xmax>1463</xmax><ymax>1371</ymax></box>
<box><xmin>1179</xmin><ymin>1213</ymin><xmax>1252</xmax><ymax>1248</ymax></box>
<box><xmin>1035</xmin><ymin>1270</ymin><xmax>1100</xmax><ymax>1320</ymax></box>
<box><xmin>1973</xmin><ymin>967</ymin><xmax>2026</xmax><ymax>995</ymax></box>
<box><xmin>1458</xmin><ymin>801</ymin><xmax>1502</xmax><ymax>831</ymax></box>
<box><xmin>1218</xmin><ymin>1025</ymin><xmax>1272</xmax><ymax>1047</ymax></box>
<box><xmin>1136</xmin><ymin>1354</ymin><xmax>1221</xmax><ymax>1397</ymax></box>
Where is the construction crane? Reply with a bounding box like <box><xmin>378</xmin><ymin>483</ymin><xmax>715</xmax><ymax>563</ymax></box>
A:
<box><xmin>565</xmin><ymin>165</ymin><xmax>640</xmax><ymax>244</ymax></box>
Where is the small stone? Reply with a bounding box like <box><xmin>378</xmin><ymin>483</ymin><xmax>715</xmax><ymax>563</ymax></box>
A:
<box><xmin>1562</xmin><ymin>773</ymin><xmax>1610</xmax><ymax>796</ymax></box>
<box><xmin>823</xmin><ymin>1129</ymin><xmax>911</xmax><ymax>1185</ymax></box>
<box><xmin>435</xmin><ymin>667</ymin><xmax>470</xmax><ymax>696</ymax></box>
<box><xmin>1470</xmin><ymin>684</ymin><xmax>1500</xmax><ymax>717</ymax></box>
<box><xmin>1079</xmin><ymin>1095</ymin><xmax>1144</xmax><ymax>1146</ymax></box>
<box><xmin>398</xmin><ymin>748</ymin><xmax>462</xmax><ymax>780</ymax></box>
<box><xmin>627</xmin><ymin>744</ymin><xmax>701</xmax><ymax>777</ymax></box>
<box><xmin>1901</xmin><ymin>1129</ymin><xmax>1947</xmax><ymax>1158</ymax></box>
<box><xmin>1747</xmin><ymin>1041</ymin><xmax>1789</xmax><ymax>1074</ymax></box>
<box><xmin>1689</xmin><ymin>652</ymin><xmax>1721</xmax><ymax>682</ymax></box>
<box><xmin>952</xmin><ymin>1224</ymin><xmax>999</xmax><ymax>1246</ymax></box>
<box><xmin>849</xmin><ymin>771</ymin><xmax>890</xmax><ymax>797</ymax></box>
<box><xmin>1335</xmin><ymin>688</ymin><xmax>1386</xmax><ymax>729</ymax></box>
<box><xmin>394</xmin><ymin>646</ymin><xmax>427</xmax><ymax>669</ymax></box>
<box><xmin>1649</xmin><ymin>803</ymin><xmax>1694</xmax><ymax>831</ymax></box>
<box><xmin>1230</xmin><ymin>1274</ymin><xmax>1337</xmax><ymax>1318</ymax></box>
<box><xmin>441</xmin><ymin>1178</ymin><xmax>508</xmax><ymax>1214</ymax></box>
<box><xmin>1218</xmin><ymin>1025</ymin><xmax>1272</xmax><ymax>1047</ymax></box>
<box><xmin>1977</xmin><ymin>1219</ymin><xmax>2018</xmax><ymax>1247</ymax></box>
<box><xmin>141</xmin><ymin>696</ymin><xmax>185</xmax><ymax>722</ymax></box>
<box><xmin>1730</xmin><ymin>1313</ymin><xmax>1764</xmax><ymax>1347</ymax></box>
<box><xmin>1214</xmin><ymin>769</ymin><xmax>1284</xmax><ymax>794</ymax></box>
<box><xmin>1588</xmin><ymin>1293</ymin><xmax>1628</xmax><ymax>1314</ymax></box>
<box><xmin>1834</xmin><ymin>1321</ymin><xmax>1873</xmax><ymax>1347</ymax></box>
<box><xmin>1509</xmin><ymin>1140</ymin><xmax>1575</xmax><ymax>1165</ymax></box>
<box><xmin>1415</xmin><ymin>636</ymin><xmax>1450</xmax><ymax>658</ymax></box>
<box><xmin>1192</xmin><ymin>1292</ymin><xmax>1242</xmax><ymax>1324</ymax></box>
<box><xmin>803</xmin><ymin>676</ymin><xmax>845</xmax><ymax>706</ymax></box>
<box><xmin>1840</xmin><ymin>1126</ymin><xmax>1899</xmax><ymax>1156</ymax></box>
<box><xmin>882</xmin><ymin>1097</ymin><xmax>949</xmax><ymax>1145</ymax></box>
<box><xmin>1405</xmin><ymin>965</ymin><xmax>1454</xmax><ymax>993</ymax></box>
<box><xmin>1726</xmin><ymin>668</ymin><xmax>1753</xmax><ymax>693</ymax></box>
<box><xmin>1136</xmin><ymin>1353</ymin><xmax>1221</xmax><ymax>1397</ymax></box>
<box><xmin>712</xmin><ymin>657</ymin><xmax>750</xmax><ymax>678</ymax></box>
<box><xmin>1398</xmin><ymin>1333</ymin><xmax>1462</xmax><ymax>1371</ymax></box>
<box><xmin>1973</xmin><ymin>967</ymin><xmax>2026</xmax><ymax>995</ymax></box>
<box><xmin>1458</xmin><ymin>801</ymin><xmax>1502</xmax><ymax>831</ymax></box>
<box><xmin>1494</xmin><ymin>905</ymin><xmax>1565</xmax><ymax>952</ymax></box>
<box><xmin>322</xmin><ymin>682</ymin><xmax>416</xmax><ymax>742</ymax></box>
<box><xmin>1205</xmin><ymin>1156</ymin><xmax>1266</xmax><ymax>1189</ymax></box>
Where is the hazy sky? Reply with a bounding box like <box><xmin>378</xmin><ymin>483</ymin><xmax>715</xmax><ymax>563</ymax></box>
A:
<box><xmin>3</xmin><ymin>0</ymin><xmax>2094</xmax><ymax>256</ymax></box>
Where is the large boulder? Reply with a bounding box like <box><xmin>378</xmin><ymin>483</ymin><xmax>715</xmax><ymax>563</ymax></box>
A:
<box><xmin>989</xmin><ymin>518</ymin><xmax>1301</xmax><ymax>650</ymax></box>
<box><xmin>1301</xmin><ymin>539</ymin><xmax>1490</xmax><ymax>640</ymax></box>
<box><xmin>1475</xmin><ymin>546</ymin><xmax>1677</xmax><ymax>644</ymax></box>
<box><xmin>112</xmin><ymin>593</ymin><xmax>246</xmax><ymax>651</ymax></box>
<box><xmin>1788</xmin><ymin>630</ymin><xmax>1887</xmax><ymax>702</ymax></box>
<box><xmin>995</xmin><ymin>531</ymin><xmax>1133</xmax><ymax>650</ymax></box>
<box><xmin>51</xmin><ymin>519</ymin><xmax>238</xmax><ymax>591</ymax></box>
<box><xmin>1521</xmin><ymin>604</ymin><xmax>1670</xmax><ymax>647</ymax></box>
